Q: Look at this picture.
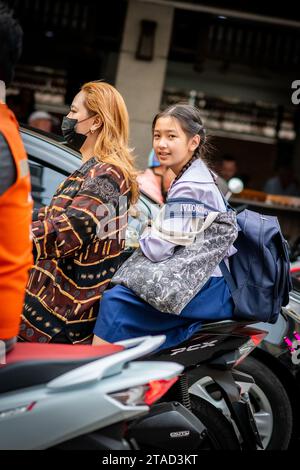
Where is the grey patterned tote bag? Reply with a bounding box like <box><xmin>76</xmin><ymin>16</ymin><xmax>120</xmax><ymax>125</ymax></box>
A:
<box><xmin>112</xmin><ymin>205</ymin><xmax>238</xmax><ymax>315</ymax></box>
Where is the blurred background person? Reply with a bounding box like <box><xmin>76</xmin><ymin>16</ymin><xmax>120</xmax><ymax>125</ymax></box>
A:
<box><xmin>264</xmin><ymin>162</ymin><xmax>300</xmax><ymax>196</ymax></box>
<box><xmin>217</xmin><ymin>154</ymin><xmax>238</xmax><ymax>181</ymax></box>
<box><xmin>214</xmin><ymin>154</ymin><xmax>238</xmax><ymax>196</ymax></box>
<box><xmin>215</xmin><ymin>154</ymin><xmax>250</xmax><ymax>195</ymax></box>
<box><xmin>28</xmin><ymin>110</ymin><xmax>53</xmax><ymax>133</ymax></box>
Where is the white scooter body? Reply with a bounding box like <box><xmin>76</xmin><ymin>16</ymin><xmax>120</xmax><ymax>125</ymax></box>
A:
<box><xmin>0</xmin><ymin>335</ymin><xmax>183</xmax><ymax>450</ymax></box>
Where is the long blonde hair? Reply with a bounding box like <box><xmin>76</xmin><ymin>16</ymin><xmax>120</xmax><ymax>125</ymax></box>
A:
<box><xmin>81</xmin><ymin>81</ymin><xmax>139</xmax><ymax>204</ymax></box>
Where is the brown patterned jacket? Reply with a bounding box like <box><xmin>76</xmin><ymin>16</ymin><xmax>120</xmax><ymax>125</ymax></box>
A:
<box><xmin>20</xmin><ymin>157</ymin><xmax>130</xmax><ymax>343</ymax></box>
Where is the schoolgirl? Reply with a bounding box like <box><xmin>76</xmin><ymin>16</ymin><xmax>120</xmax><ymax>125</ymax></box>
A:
<box><xmin>93</xmin><ymin>104</ymin><xmax>236</xmax><ymax>349</ymax></box>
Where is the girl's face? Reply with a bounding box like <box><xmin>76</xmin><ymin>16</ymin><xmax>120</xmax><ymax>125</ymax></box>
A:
<box><xmin>153</xmin><ymin>116</ymin><xmax>200</xmax><ymax>175</ymax></box>
<box><xmin>67</xmin><ymin>90</ymin><xmax>97</xmax><ymax>135</ymax></box>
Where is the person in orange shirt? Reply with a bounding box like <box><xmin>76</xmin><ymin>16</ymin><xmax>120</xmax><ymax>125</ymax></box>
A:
<box><xmin>0</xmin><ymin>2</ymin><xmax>33</xmax><ymax>353</ymax></box>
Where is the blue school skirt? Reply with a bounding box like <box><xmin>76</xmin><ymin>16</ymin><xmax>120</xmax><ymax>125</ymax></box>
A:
<box><xmin>93</xmin><ymin>277</ymin><xmax>234</xmax><ymax>351</ymax></box>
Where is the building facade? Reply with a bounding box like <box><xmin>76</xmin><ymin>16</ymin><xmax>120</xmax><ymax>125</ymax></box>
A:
<box><xmin>5</xmin><ymin>0</ymin><xmax>300</xmax><ymax>186</ymax></box>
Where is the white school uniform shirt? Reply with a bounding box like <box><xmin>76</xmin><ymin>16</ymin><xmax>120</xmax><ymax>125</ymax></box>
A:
<box><xmin>139</xmin><ymin>158</ymin><xmax>237</xmax><ymax>277</ymax></box>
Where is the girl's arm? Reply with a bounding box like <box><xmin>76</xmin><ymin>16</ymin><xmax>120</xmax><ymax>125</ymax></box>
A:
<box><xmin>139</xmin><ymin>181</ymin><xmax>208</xmax><ymax>262</ymax></box>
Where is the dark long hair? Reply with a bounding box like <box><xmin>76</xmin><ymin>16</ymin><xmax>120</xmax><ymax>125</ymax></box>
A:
<box><xmin>152</xmin><ymin>104</ymin><xmax>212</xmax><ymax>183</ymax></box>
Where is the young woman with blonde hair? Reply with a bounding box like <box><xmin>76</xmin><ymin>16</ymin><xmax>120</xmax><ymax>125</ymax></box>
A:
<box><xmin>20</xmin><ymin>81</ymin><xmax>139</xmax><ymax>344</ymax></box>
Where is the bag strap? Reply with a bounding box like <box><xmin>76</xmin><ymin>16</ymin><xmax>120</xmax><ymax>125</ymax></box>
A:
<box><xmin>206</xmin><ymin>171</ymin><xmax>237</xmax><ymax>290</ymax></box>
<box><xmin>219</xmin><ymin>260</ymin><xmax>237</xmax><ymax>293</ymax></box>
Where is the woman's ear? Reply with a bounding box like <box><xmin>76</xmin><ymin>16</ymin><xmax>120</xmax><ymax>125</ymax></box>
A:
<box><xmin>91</xmin><ymin>115</ymin><xmax>102</xmax><ymax>133</ymax></box>
<box><xmin>189</xmin><ymin>134</ymin><xmax>201</xmax><ymax>152</ymax></box>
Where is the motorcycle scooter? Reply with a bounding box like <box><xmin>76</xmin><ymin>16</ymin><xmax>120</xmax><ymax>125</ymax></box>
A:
<box><xmin>128</xmin><ymin>320</ymin><xmax>267</xmax><ymax>451</ymax></box>
<box><xmin>0</xmin><ymin>335</ymin><xmax>184</xmax><ymax>450</ymax></box>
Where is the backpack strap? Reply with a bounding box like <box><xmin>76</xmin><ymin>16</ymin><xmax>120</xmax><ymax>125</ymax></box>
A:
<box><xmin>208</xmin><ymin>171</ymin><xmax>238</xmax><ymax>290</ymax></box>
<box><xmin>219</xmin><ymin>260</ymin><xmax>237</xmax><ymax>294</ymax></box>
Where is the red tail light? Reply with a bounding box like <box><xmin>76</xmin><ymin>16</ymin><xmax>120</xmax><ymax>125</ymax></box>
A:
<box><xmin>234</xmin><ymin>331</ymin><xmax>267</xmax><ymax>367</ymax></box>
<box><xmin>108</xmin><ymin>377</ymin><xmax>178</xmax><ymax>407</ymax></box>
<box><xmin>291</xmin><ymin>267</ymin><xmax>300</xmax><ymax>273</ymax></box>
<box><xmin>144</xmin><ymin>377</ymin><xmax>178</xmax><ymax>405</ymax></box>
<box><xmin>250</xmin><ymin>332</ymin><xmax>267</xmax><ymax>347</ymax></box>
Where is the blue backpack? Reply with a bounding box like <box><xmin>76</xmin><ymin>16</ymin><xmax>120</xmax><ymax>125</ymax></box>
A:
<box><xmin>220</xmin><ymin>208</ymin><xmax>293</xmax><ymax>324</ymax></box>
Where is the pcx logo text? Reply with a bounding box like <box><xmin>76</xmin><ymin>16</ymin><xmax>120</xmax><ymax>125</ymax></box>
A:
<box><xmin>170</xmin><ymin>339</ymin><xmax>218</xmax><ymax>356</ymax></box>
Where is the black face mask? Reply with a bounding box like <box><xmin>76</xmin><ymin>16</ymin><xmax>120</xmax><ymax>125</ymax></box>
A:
<box><xmin>61</xmin><ymin>115</ymin><xmax>95</xmax><ymax>150</ymax></box>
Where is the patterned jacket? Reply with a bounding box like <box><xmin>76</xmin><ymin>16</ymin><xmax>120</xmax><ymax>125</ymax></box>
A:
<box><xmin>20</xmin><ymin>157</ymin><xmax>130</xmax><ymax>343</ymax></box>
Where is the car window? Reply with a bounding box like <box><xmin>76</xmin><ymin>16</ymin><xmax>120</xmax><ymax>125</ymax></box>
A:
<box><xmin>29</xmin><ymin>159</ymin><xmax>66</xmax><ymax>208</ymax></box>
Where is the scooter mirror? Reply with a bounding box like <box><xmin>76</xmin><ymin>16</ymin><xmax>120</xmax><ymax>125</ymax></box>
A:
<box><xmin>228</xmin><ymin>177</ymin><xmax>244</xmax><ymax>194</ymax></box>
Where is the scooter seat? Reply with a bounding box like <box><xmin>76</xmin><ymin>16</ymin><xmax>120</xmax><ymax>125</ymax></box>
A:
<box><xmin>0</xmin><ymin>342</ymin><xmax>124</xmax><ymax>394</ymax></box>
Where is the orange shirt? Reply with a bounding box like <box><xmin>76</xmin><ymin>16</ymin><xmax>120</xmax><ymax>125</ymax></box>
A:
<box><xmin>0</xmin><ymin>103</ymin><xmax>33</xmax><ymax>339</ymax></box>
